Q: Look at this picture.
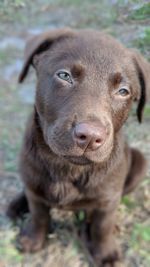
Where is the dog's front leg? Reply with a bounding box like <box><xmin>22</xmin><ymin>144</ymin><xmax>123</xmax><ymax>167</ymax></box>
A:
<box><xmin>18</xmin><ymin>189</ymin><xmax>50</xmax><ymax>253</ymax></box>
<box><xmin>90</xmin><ymin>209</ymin><xmax>122</xmax><ymax>267</ymax></box>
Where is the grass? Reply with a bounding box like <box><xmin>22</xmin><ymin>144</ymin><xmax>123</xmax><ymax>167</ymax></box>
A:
<box><xmin>130</xmin><ymin>223</ymin><xmax>150</xmax><ymax>265</ymax></box>
<box><xmin>129</xmin><ymin>2</ymin><xmax>150</xmax><ymax>21</ymax></box>
<box><xmin>0</xmin><ymin>229</ymin><xmax>23</xmax><ymax>265</ymax></box>
<box><xmin>0</xmin><ymin>0</ymin><xmax>27</xmax><ymax>21</ymax></box>
<box><xmin>144</xmin><ymin>105</ymin><xmax>150</xmax><ymax>118</ymax></box>
<box><xmin>133</xmin><ymin>28</ymin><xmax>150</xmax><ymax>59</ymax></box>
<box><xmin>122</xmin><ymin>196</ymin><xmax>136</xmax><ymax>209</ymax></box>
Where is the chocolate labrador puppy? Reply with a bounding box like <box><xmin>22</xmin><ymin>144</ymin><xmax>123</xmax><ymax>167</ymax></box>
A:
<box><xmin>7</xmin><ymin>28</ymin><xmax>150</xmax><ymax>266</ymax></box>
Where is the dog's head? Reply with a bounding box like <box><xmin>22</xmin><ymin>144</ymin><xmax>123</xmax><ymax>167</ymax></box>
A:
<box><xmin>19</xmin><ymin>28</ymin><xmax>150</xmax><ymax>165</ymax></box>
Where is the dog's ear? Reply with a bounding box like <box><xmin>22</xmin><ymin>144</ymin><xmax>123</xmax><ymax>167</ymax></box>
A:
<box><xmin>19</xmin><ymin>28</ymin><xmax>74</xmax><ymax>83</ymax></box>
<box><xmin>131</xmin><ymin>49</ymin><xmax>150</xmax><ymax>123</ymax></box>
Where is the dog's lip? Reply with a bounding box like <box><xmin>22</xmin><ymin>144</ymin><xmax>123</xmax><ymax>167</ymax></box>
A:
<box><xmin>63</xmin><ymin>155</ymin><xmax>92</xmax><ymax>165</ymax></box>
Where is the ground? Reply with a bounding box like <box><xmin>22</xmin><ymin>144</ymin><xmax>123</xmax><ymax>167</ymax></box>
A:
<box><xmin>0</xmin><ymin>1</ymin><xmax>150</xmax><ymax>266</ymax></box>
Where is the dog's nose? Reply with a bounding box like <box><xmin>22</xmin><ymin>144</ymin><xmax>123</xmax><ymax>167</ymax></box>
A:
<box><xmin>73</xmin><ymin>122</ymin><xmax>107</xmax><ymax>151</ymax></box>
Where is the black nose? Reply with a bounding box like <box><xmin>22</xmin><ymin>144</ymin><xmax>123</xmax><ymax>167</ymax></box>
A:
<box><xmin>73</xmin><ymin>122</ymin><xmax>107</xmax><ymax>151</ymax></box>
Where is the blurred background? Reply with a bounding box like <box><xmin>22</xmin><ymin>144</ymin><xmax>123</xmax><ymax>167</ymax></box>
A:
<box><xmin>0</xmin><ymin>0</ymin><xmax>150</xmax><ymax>266</ymax></box>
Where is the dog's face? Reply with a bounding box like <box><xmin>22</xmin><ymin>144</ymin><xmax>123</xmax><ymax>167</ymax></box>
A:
<box><xmin>19</xmin><ymin>29</ymin><xmax>149</xmax><ymax>165</ymax></box>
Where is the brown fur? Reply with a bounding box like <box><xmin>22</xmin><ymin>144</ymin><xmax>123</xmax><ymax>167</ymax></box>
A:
<box><xmin>7</xmin><ymin>28</ymin><xmax>150</xmax><ymax>266</ymax></box>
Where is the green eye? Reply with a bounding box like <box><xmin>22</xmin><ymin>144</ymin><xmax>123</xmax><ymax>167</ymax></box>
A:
<box><xmin>57</xmin><ymin>71</ymin><xmax>72</xmax><ymax>84</ymax></box>
<box><xmin>118</xmin><ymin>88</ymin><xmax>129</xmax><ymax>96</ymax></box>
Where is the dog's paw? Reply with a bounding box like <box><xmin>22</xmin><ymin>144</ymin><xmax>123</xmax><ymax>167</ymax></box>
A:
<box><xmin>17</xmin><ymin>234</ymin><xmax>45</xmax><ymax>253</ymax></box>
<box><xmin>17</xmin><ymin>222</ymin><xmax>46</xmax><ymax>253</ymax></box>
<box><xmin>92</xmin><ymin>240</ymin><xmax>122</xmax><ymax>267</ymax></box>
<box><xmin>99</xmin><ymin>249</ymin><xmax>122</xmax><ymax>267</ymax></box>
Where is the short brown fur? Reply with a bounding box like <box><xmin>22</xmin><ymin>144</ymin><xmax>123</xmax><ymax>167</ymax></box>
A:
<box><xmin>7</xmin><ymin>28</ymin><xmax>150</xmax><ymax>267</ymax></box>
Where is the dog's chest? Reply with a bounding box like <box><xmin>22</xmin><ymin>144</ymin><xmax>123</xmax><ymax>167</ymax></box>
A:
<box><xmin>45</xmin><ymin>166</ymin><xmax>99</xmax><ymax>208</ymax></box>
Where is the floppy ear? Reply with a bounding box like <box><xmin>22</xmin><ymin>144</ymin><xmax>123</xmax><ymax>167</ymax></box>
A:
<box><xmin>131</xmin><ymin>49</ymin><xmax>150</xmax><ymax>123</ymax></box>
<box><xmin>19</xmin><ymin>28</ymin><xmax>74</xmax><ymax>83</ymax></box>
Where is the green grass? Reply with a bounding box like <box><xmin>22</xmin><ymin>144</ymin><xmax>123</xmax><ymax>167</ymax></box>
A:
<box><xmin>133</xmin><ymin>28</ymin><xmax>150</xmax><ymax>57</ymax></box>
<box><xmin>129</xmin><ymin>3</ymin><xmax>150</xmax><ymax>21</ymax></box>
<box><xmin>122</xmin><ymin>196</ymin><xmax>136</xmax><ymax>209</ymax></box>
<box><xmin>0</xmin><ymin>229</ymin><xmax>23</xmax><ymax>264</ymax></box>
<box><xmin>144</xmin><ymin>105</ymin><xmax>150</xmax><ymax>118</ymax></box>
<box><xmin>1</xmin><ymin>128</ymin><xmax>22</xmax><ymax>172</ymax></box>
<box><xmin>0</xmin><ymin>0</ymin><xmax>27</xmax><ymax>20</ymax></box>
<box><xmin>132</xmin><ymin>224</ymin><xmax>150</xmax><ymax>243</ymax></box>
<box><xmin>0</xmin><ymin>50</ymin><xmax>15</xmax><ymax>67</ymax></box>
<box><xmin>0</xmin><ymin>81</ymin><xmax>30</xmax><ymax>172</ymax></box>
<box><xmin>129</xmin><ymin>223</ymin><xmax>150</xmax><ymax>265</ymax></box>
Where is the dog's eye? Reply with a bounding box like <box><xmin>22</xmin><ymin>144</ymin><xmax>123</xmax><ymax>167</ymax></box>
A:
<box><xmin>57</xmin><ymin>71</ymin><xmax>72</xmax><ymax>84</ymax></box>
<box><xmin>118</xmin><ymin>88</ymin><xmax>130</xmax><ymax>96</ymax></box>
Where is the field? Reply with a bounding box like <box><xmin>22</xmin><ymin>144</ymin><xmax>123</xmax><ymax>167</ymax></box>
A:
<box><xmin>0</xmin><ymin>1</ymin><xmax>150</xmax><ymax>266</ymax></box>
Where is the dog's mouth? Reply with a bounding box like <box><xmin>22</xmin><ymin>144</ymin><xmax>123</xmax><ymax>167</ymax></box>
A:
<box><xmin>46</xmin><ymin>121</ymin><xmax>114</xmax><ymax>165</ymax></box>
<box><xmin>63</xmin><ymin>155</ymin><xmax>92</xmax><ymax>165</ymax></box>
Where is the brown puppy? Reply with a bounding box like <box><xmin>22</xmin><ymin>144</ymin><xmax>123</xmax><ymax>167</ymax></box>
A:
<box><xmin>7</xmin><ymin>28</ymin><xmax>150</xmax><ymax>266</ymax></box>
